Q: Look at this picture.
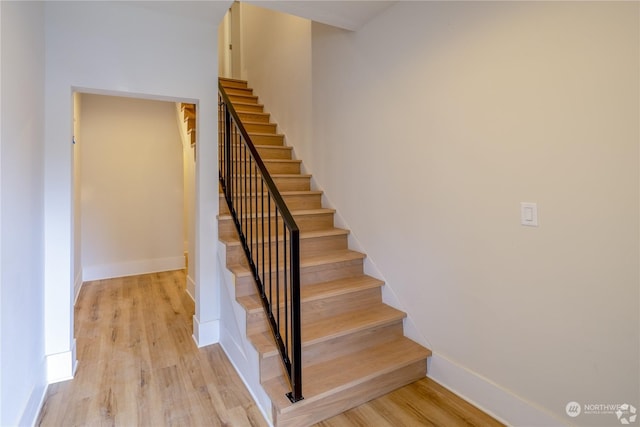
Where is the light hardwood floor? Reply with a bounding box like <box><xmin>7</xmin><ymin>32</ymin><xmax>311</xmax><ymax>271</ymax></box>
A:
<box><xmin>315</xmin><ymin>377</ymin><xmax>503</xmax><ymax>427</ymax></box>
<box><xmin>36</xmin><ymin>270</ymin><xmax>503</xmax><ymax>427</ymax></box>
<box><xmin>37</xmin><ymin>270</ymin><xmax>266</xmax><ymax>427</ymax></box>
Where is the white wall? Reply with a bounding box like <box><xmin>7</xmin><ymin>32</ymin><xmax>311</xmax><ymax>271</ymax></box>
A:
<box><xmin>239</xmin><ymin>3</ymin><xmax>312</xmax><ymax>162</ymax></box>
<box><xmin>44</xmin><ymin>0</ymin><xmax>231</xmax><ymax>381</ymax></box>
<box><xmin>73</xmin><ymin>92</ymin><xmax>82</xmax><ymax>301</ymax></box>
<box><xmin>310</xmin><ymin>2</ymin><xmax>638</xmax><ymax>425</ymax></box>
<box><xmin>176</xmin><ymin>103</ymin><xmax>196</xmax><ymax>299</ymax></box>
<box><xmin>231</xmin><ymin>1</ymin><xmax>640</xmax><ymax>424</ymax></box>
<box><xmin>218</xmin><ymin>10</ymin><xmax>231</xmax><ymax>78</ymax></box>
<box><xmin>0</xmin><ymin>1</ymin><xmax>47</xmax><ymax>425</ymax></box>
<box><xmin>80</xmin><ymin>95</ymin><xmax>184</xmax><ymax>281</ymax></box>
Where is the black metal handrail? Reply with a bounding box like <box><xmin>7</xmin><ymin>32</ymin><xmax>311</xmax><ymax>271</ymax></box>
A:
<box><xmin>218</xmin><ymin>81</ymin><xmax>303</xmax><ymax>403</ymax></box>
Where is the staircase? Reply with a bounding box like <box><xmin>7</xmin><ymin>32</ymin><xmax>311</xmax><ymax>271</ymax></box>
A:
<box><xmin>218</xmin><ymin>77</ymin><xmax>432</xmax><ymax>427</ymax></box>
<box><xmin>180</xmin><ymin>103</ymin><xmax>196</xmax><ymax>146</ymax></box>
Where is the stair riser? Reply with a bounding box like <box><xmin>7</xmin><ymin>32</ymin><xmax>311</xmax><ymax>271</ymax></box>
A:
<box><xmin>226</xmin><ymin>175</ymin><xmax>310</xmax><ymax>192</ymax></box>
<box><xmin>273</xmin><ymin>360</ymin><xmax>427</xmax><ymax>427</ymax></box>
<box><xmin>233</xmin><ymin>103</ymin><xmax>264</xmax><ymax>113</ymax></box>
<box><xmin>226</xmin><ymin>144</ymin><xmax>291</xmax><ymax>162</ymax></box>
<box><xmin>227</xmin><ymin>160</ymin><xmax>300</xmax><ymax>175</ymax></box>
<box><xmin>277</xmin><ymin>177</ymin><xmax>310</xmax><ymax>192</ymax></box>
<box><xmin>225</xmin><ymin>145</ymin><xmax>291</xmax><ymax>159</ymax></box>
<box><xmin>220</xmin><ymin>78</ymin><xmax>248</xmax><ymax>89</ymax></box>
<box><xmin>244</xmin><ymin>122</ymin><xmax>277</xmax><ymax>134</ymax></box>
<box><xmin>225</xmin><ymin>233</ymin><xmax>348</xmax><ymax>266</ymax></box>
<box><xmin>238</xmin><ymin>112</ymin><xmax>270</xmax><ymax>123</ymax></box>
<box><xmin>219</xmin><ymin>212</ymin><xmax>334</xmax><ymax>240</ymax></box>
<box><xmin>219</xmin><ymin>193</ymin><xmax>322</xmax><ymax>215</ymax></box>
<box><xmin>229</xmin><ymin>94</ymin><xmax>258</xmax><ymax>104</ymax></box>
<box><xmin>224</xmin><ymin>87</ymin><xmax>254</xmax><ymax>96</ymax></box>
<box><xmin>247</xmin><ymin>286</ymin><xmax>382</xmax><ymax>337</ymax></box>
<box><xmin>234</xmin><ymin>258</ymin><xmax>364</xmax><ymax>297</ymax></box>
<box><xmin>248</xmin><ymin>134</ymin><xmax>284</xmax><ymax>146</ymax></box>
<box><xmin>260</xmin><ymin>322</ymin><xmax>404</xmax><ymax>382</ymax></box>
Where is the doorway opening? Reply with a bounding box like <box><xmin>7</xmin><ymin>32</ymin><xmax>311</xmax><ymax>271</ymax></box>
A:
<box><xmin>72</xmin><ymin>92</ymin><xmax>196</xmax><ymax>305</ymax></box>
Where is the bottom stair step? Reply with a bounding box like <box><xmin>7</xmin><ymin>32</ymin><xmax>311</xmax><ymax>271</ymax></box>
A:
<box><xmin>264</xmin><ymin>337</ymin><xmax>431</xmax><ymax>427</ymax></box>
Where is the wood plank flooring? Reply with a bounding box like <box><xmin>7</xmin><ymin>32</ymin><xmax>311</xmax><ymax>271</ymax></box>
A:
<box><xmin>36</xmin><ymin>270</ymin><xmax>503</xmax><ymax>427</ymax></box>
<box><xmin>36</xmin><ymin>270</ymin><xmax>267</xmax><ymax>427</ymax></box>
<box><xmin>314</xmin><ymin>377</ymin><xmax>503</xmax><ymax>427</ymax></box>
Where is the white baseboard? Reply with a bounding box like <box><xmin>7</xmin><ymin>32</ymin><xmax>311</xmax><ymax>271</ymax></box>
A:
<box><xmin>313</xmin><ymin>184</ymin><xmax>563</xmax><ymax>425</ymax></box>
<box><xmin>428</xmin><ymin>352</ymin><xmax>564</xmax><ymax>427</ymax></box>
<box><xmin>220</xmin><ymin>332</ymin><xmax>273</xmax><ymax>427</ymax></box>
<box><xmin>217</xmin><ymin>243</ymin><xmax>273</xmax><ymax>425</ymax></box>
<box><xmin>46</xmin><ymin>339</ymin><xmax>77</xmax><ymax>383</ymax></box>
<box><xmin>192</xmin><ymin>316</ymin><xmax>219</xmax><ymax>347</ymax></box>
<box><xmin>73</xmin><ymin>269</ymin><xmax>83</xmax><ymax>304</ymax></box>
<box><xmin>82</xmin><ymin>256</ymin><xmax>185</xmax><ymax>281</ymax></box>
<box><xmin>16</xmin><ymin>358</ymin><xmax>48</xmax><ymax>427</ymax></box>
<box><xmin>186</xmin><ymin>274</ymin><xmax>196</xmax><ymax>301</ymax></box>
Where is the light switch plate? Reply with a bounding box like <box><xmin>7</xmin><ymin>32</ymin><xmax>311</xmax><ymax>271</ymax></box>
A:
<box><xmin>520</xmin><ymin>202</ymin><xmax>538</xmax><ymax>227</ymax></box>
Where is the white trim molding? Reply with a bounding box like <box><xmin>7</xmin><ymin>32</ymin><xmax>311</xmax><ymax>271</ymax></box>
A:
<box><xmin>73</xmin><ymin>269</ymin><xmax>83</xmax><ymax>304</ymax></box>
<box><xmin>186</xmin><ymin>274</ymin><xmax>196</xmax><ymax>302</ymax></box>
<box><xmin>192</xmin><ymin>316</ymin><xmax>219</xmax><ymax>348</ymax></box>
<box><xmin>46</xmin><ymin>339</ymin><xmax>77</xmax><ymax>384</ymax></box>
<box><xmin>428</xmin><ymin>352</ymin><xmax>565</xmax><ymax>427</ymax></box>
<box><xmin>82</xmin><ymin>256</ymin><xmax>185</xmax><ymax>281</ymax></box>
<box><xmin>16</xmin><ymin>359</ymin><xmax>48</xmax><ymax>427</ymax></box>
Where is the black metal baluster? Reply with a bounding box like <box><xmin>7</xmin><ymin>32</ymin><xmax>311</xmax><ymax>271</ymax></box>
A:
<box><xmin>249</xmin><ymin>155</ymin><xmax>253</xmax><ymax>268</ymax></box>
<box><xmin>275</xmin><ymin>206</ymin><xmax>280</xmax><ymax>341</ymax></box>
<box><xmin>232</xmin><ymin>127</ymin><xmax>237</xmax><ymax>216</ymax></box>
<box><xmin>253</xmin><ymin>164</ymin><xmax>259</xmax><ymax>275</ymax></box>
<box><xmin>290</xmin><ymin>227</ymin><xmax>302</xmax><ymax>402</ymax></box>
<box><xmin>219</xmin><ymin>83</ymin><xmax>303</xmax><ymax>402</ymax></box>
<box><xmin>261</xmin><ymin>179</ymin><xmax>265</xmax><ymax>297</ymax></box>
<box><xmin>224</xmin><ymin>105</ymin><xmax>232</xmax><ymax>202</ymax></box>
<box><xmin>268</xmin><ymin>196</ymin><xmax>272</xmax><ymax>307</ymax></box>
<box><xmin>243</xmin><ymin>143</ymin><xmax>247</xmax><ymax>245</ymax></box>
<box><xmin>284</xmin><ymin>224</ymin><xmax>289</xmax><ymax>363</ymax></box>
<box><xmin>235</xmin><ymin>129</ymin><xmax>240</xmax><ymax>217</ymax></box>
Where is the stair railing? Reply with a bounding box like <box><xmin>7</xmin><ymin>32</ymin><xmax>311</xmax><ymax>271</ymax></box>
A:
<box><xmin>218</xmin><ymin>82</ymin><xmax>303</xmax><ymax>403</ymax></box>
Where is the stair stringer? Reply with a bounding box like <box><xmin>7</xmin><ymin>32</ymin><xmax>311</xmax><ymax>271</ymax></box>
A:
<box><xmin>217</xmin><ymin>240</ymin><xmax>275</xmax><ymax>426</ymax></box>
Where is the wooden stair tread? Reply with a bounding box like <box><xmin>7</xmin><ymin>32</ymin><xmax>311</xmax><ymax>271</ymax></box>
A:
<box><xmin>218</xmin><ymin>190</ymin><xmax>323</xmax><ymax>212</ymax></box>
<box><xmin>232</xmin><ymin>143</ymin><xmax>290</xmax><ymax>149</ymax></box>
<box><xmin>238</xmin><ymin>275</ymin><xmax>384</xmax><ymax>314</ymax></box>
<box><xmin>227</xmin><ymin>249</ymin><xmax>365</xmax><ymax>279</ymax></box>
<box><xmin>219</xmin><ymin>190</ymin><xmax>321</xmax><ymax>198</ymax></box>
<box><xmin>229</xmin><ymin>174</ymin><xmax>311</xmax><ymax>179</ymax></box>
<box><xmin>242</xmin><ymin>119</ymin><xmax>275</xmax><ymax>125</ymax></box>
<box><xmin>247</xmin><ymin>131</ymin><xmax>286</xmax><ymax>138</ymax></box>
<box><xmin>230</xmin><ymin>93</ymin><xmax>258</xmax><ymax>99</ymax></box>
<box><xmin>220</xmin><ymin>77</ymin><xmax>248</xmax><ymax>85</ymax></box>
<box><xmin>218</xmin><ymin>207</ymin><xmax>335</xmax><ymax>221</ymax></box>
<box><xmin>238</xmin><ymin>112</ymin><xmax>270</xmax><ymax>118</ymax></box>
<box><xmin>261</xmin><ymin>159</ymin><xmax>301</xmax><ymax>164</ymax></box>
<box><xmin>232</xmin><ymin>101</ymin><xmax>265</xmax><ymax>108</ymax></box>
<box><xmin>219</xmin><ymin>227</ymin><xmax>349</xmax><ymax>247</ymax></box>
<box><xmin>250</xmin><ymin>303</ymin><xmax>405</xmax><ymax>356</ymax></box>
<box><xmin>264</xmin><ymin>337</ymin><xmax>431</xmax><ymax>411</ymax></box>
<box><xmin>225</xmin><ymin>87</ymin><xmax>253</xmax><ymax>94</ymax></box>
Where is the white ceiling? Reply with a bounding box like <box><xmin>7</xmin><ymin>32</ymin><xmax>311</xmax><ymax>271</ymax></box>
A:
<box><xmin>244</xmin><ymin>1</ymin><xmax>397</xmax><ymax>31</ymax></box>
